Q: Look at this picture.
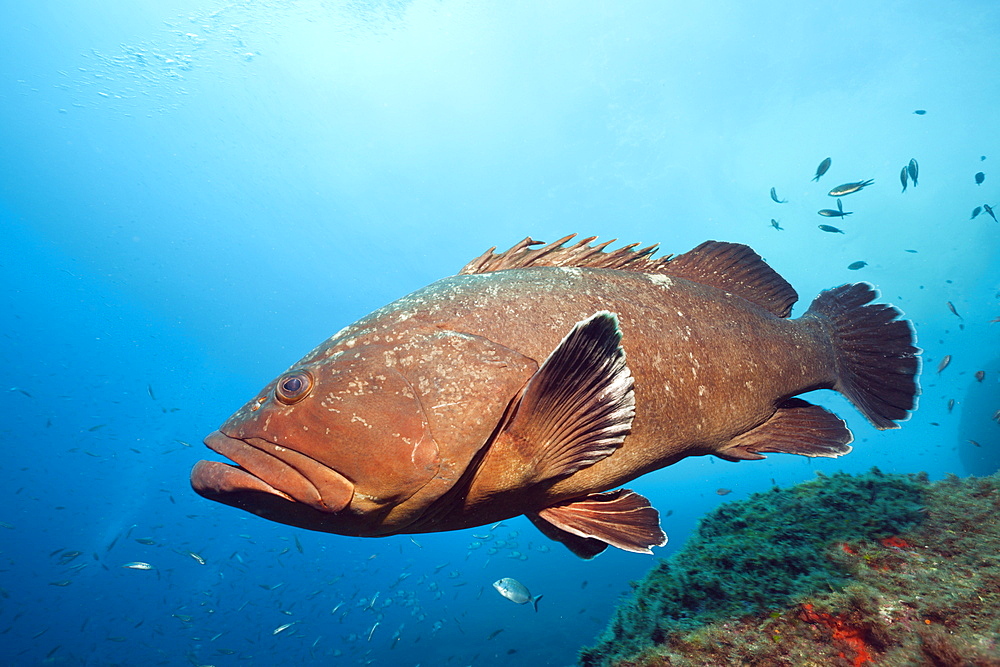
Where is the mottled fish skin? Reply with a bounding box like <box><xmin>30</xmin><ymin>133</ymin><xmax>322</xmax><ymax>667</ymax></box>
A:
<box><xmin>191</xmin><ymin>236</ymin><xmax>918</xmax><ymax>556</ymax></box>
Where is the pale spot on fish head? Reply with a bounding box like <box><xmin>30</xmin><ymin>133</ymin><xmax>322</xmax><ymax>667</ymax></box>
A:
<box><xmin>647</xmin><ymin>274</ymin><xmax>673</xmax><ymax>289</ymax></box>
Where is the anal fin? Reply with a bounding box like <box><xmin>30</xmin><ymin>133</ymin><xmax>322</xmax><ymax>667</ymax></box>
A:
<box><xmin>528</xmin><ymin>489</ymin><xmax>667</xmax><ymax>557</ymax></box>
<box><xmin>720</xmin><ymin>398</ymin><xmax>853</xmax><ymax>462</ymax></box>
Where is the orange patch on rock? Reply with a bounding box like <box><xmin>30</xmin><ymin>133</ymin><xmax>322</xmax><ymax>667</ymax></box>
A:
<box><xmin>880</xmin><ymin>536</ymin><xmax>911</xmax><ymax>549</ymax></box>
<box><xmin>799</xmin><ymin>603</ymin><xmax>874</xmax><ymax>666</ymax></box>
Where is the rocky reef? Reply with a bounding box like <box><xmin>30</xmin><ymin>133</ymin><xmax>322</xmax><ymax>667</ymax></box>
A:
<box><xmin>580</xmin><ymin>469</ymin><xmax>1000</xmax><ymax>666</ymax></box>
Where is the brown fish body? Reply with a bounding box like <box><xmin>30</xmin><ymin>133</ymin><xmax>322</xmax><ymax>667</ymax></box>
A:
<box><xmin>192</xmin><ymin>237</ymin><xmax>918</xmax><ymax>557</ymax></box>
<box><xmin>419</xmin><ymin>270</ymin><xmax>832</xmax><ymax>514</ymax></box>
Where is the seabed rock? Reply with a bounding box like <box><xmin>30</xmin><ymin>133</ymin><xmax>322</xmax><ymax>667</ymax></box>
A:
<box><xmin>580</xmin><ymin>469</ymin><xmax>1000</xmax><ymax>667</ymax></box>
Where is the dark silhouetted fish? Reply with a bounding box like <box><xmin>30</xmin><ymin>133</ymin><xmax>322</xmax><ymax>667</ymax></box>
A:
<box><xmin>818</xmin><ymin>224</ymin><xmax>845</xmax><ymax>233</ymax></box>
<box><xmin>975</xmin><ymin>172</ymin><xmax>985</xmax><ymax>185</ymax></box>
<box><xmin>818</xmin><ymin>206</ymin><xmax>852</xmax><ymax>218</ymax></box>
<box><xmin>947</xmin><ymin>301</ymin><xmax>962</xmax><ymax>319</ymax></box>
<box><xmin>900</xmin><ymin>167</ymin><xmax>908</xmax><ymax>193</ymax></box>
<box><xmin>971</xmin><ymin>206</ymin><xmax>982</xmax><ymax>220</ymax></box>
<box><xmin>770</xmin><ymin>219</ymin><xmax>783</xmax><ymax>231</ymax></box>
<box><xmin>985</xmin><ymin>204</ymin><xmax>997</xmax><ymax>222</ymax></box>
<box><xmin>812</xmin><ymin>157</ymin><xmax>832</xmax><ymax>182</ymax></box>
<box><xmin>770</xmin><ymin>188</ymin><xmax>787</xmax><ymax>204</ymax></box>
<box><xmin>937</xmin><ymin>355</ymin><xmax>952</xmax><ymax>374</ymax></box>
<box><xmin>913</xmin><ymin>110</ymin><xmax>926</xmax><ymax>115</ymax></box>
<box><xmin>908</xmin><ymin>159</ymin><xmax>918</xmax><ymax>185</ymax></box>
<box><xmin>848</xmin><ymin>261</ymin><xmax>867</xmax><ymax>270</ymax></box>
<box><xmin>191</xmin><ymin>236</ymin><xmax>917</xmax><ymax>558</ymax></box>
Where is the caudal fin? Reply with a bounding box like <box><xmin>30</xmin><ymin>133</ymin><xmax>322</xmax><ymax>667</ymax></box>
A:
<box><xmin>805</xmin><ymin>283</ymin><xmax>919</xmax><ymax>429</ymax></box>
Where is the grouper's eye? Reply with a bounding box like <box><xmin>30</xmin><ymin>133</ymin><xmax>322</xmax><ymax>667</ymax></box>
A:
<box><xmin>275</xmin><ymin>370</ymin><xmax>313</xmax><ymax>404</ymax></box>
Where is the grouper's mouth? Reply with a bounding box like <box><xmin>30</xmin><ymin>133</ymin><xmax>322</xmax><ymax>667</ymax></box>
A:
<box><xmin>190</xmin><ymin>431</ymin><xmax>355</xmax><ymax>513</ymax></box>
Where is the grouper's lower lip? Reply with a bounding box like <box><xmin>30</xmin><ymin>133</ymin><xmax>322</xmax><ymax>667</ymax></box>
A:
<box><xmin>190</xmin><ymin>431</ymin><xmax>354</xmax><ymax>513</ymax></box>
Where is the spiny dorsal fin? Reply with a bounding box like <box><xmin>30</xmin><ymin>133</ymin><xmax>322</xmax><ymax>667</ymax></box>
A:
<box><xmin>459</xmin><ymin>234</ymin><xmax>668</xmax><ymax>275</ymax></box>
<box><xmin>459</xmin><ymin>235</ymin><xmax>797</xmax><ymax>318</ymax></box>
<box><xmin>661</xmin><ymin>241</ymin><xmax>798</xmax><ymax>317</ymax></box>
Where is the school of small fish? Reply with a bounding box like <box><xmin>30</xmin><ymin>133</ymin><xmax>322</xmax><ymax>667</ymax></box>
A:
<box><xmin>13</xmin><ymin>515</ymin><xmax>579</xmax><ymax>663</ymax></box>
<box><xmin>766</xmin><ymin>120</ymin><xmax>997</xmax><ymax>301</ymax></box>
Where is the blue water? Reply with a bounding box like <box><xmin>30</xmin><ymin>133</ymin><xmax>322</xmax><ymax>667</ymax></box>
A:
<box><xmin>2</xmin><ymin>2</ymin><xmax>998</xmax><ymax>665</ymax></box>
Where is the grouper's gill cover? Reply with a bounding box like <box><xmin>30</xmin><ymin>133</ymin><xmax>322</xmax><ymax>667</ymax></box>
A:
<box><xmin>191</xmin><ymin>235</ymin><xmax>919</xmax><ymax>558</ymax></box>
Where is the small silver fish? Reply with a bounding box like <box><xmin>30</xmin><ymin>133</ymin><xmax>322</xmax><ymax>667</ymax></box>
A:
<box><xmin>828</xmin><ymin>179</ymin><xmax>874</xmax><ymax>196</ymax></box>
<box><xmin>273</xmin><ymin>621</ymin><xmax>297</xmax><ymax>635</ymax></box>
<box><xmin>185</xmin><ymin>550</ymin><xmax>206</xmax><ymax>565</ymax></box>
<box><xmin>122</xmin><ymin>562</ymin><xmax>155</xmax><ymax>570</ymax></box>
<box><xmin>492</xmin><ymin>577</ymin><xmax>542</xmax><ymax>611</ymax></box>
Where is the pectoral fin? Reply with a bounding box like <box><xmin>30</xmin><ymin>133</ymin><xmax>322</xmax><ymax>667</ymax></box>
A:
<box><xmin>494</xmin><ymin>311</ymin><xmax>635</xmax><ymax>483</ymax></box>
<box><xmin>528</xmin><ymin>489</ymin><xmax>667</xmax><ymax>557</ymax></box>
<box><xmin>719</xmin><ymin>398</ymin><xmax>853</xmax><ymax>461</ymax></box>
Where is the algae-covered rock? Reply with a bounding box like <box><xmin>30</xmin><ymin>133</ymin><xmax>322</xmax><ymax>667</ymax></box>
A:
<box><xmin>580</xmin><ymin>469</ymin><xmax>1000</xmax><ymax>667</ymax></box>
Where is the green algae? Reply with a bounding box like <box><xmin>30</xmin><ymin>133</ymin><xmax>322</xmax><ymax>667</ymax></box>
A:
<box><xmin>580</xmin><ymin>469</ymin><xmax>1000</xmax><ymax>666</ymax></box>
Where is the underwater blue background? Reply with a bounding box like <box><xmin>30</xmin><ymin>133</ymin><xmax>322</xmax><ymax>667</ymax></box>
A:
<box><xmin>2</xmin><ymin>1</ymin><xmax>998</xmax><ymax>665</ymax></box>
